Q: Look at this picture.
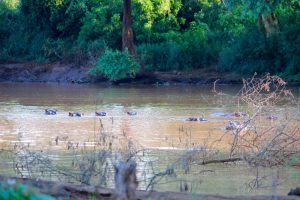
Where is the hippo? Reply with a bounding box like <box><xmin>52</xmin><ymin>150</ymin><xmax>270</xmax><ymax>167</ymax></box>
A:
<box><xmin>95</xmin><ymin>112</ymin><xmax>107</xmax><ymax>116</ymax></box>
<box><xmin>199</xmin><ymin>117</ymin><xmax>208</xmax><ymax>122</ymax></box>
<box><xmin>232</xmin><ymin>112</ymin><xmax>247</xmax><ymax>117</ymax></box>
<box><xmin>187</xmin><ymin>117</ymin><xmax>198</xmax><ymax>121</ymax></box>
<box><xmin>225</xmin><ymin>121</ymin><xmax>241</xmax><ymax>130</ymax></box>
<box><xmin>69</xmin><ymin>112</ymin><xmax>84</xmax><ymax>117</ymax></box>
<box><xmin>127</xmin><ymin>111</ymin><xmax>137</xmax><ymax>116</ymax></box>
<box><xmin>45</xmin><ymin>109</ymin><xmax>57</xmax><ymax>115</ymax></box>
<box><xmin>266</xmin><ymin>115</ymin><xmax>278</xmax><ymax>120</ymax></box>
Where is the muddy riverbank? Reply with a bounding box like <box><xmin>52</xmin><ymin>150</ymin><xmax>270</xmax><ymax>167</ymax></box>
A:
<box><xmin>0</xmin><ymin>62</ymin><xmax>243</xmax><ymax>84</ymax></box>
<box><xmin>0</xmin><ymin>63</ymin><xmax>91</xmax><ymax>83</ymax></box>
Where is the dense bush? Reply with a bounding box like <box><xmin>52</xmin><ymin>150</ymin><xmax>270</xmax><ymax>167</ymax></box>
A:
<box><xmin>278</xmin><ymin>7</ymin><xmax>300</xmax><ymax>81</ymax></box>
<box><xmin>45</xmin><ymin>38</ymin><xmax>107</xmax><ymax>64</ymax></box>
<box><xmin>89</xmin><ymin>49</ymin><xmax>140</xmax><ymax>81</ymax></box>
<box><xmin>138</xmin><ymin>41</ymin><xmax>183</xmax><ymax>71</ymax></box>
<box><xmin>0</xmin><ymin>0</ymin><xmax>19</xmax><ymax>62</ymax></box>
<box><xmin>137</xmin><ymin>25</ymin><xmax>219</xmax><ymax>71</ymax></box>
<box><xmin>219</xmin><ymin>28</ymin><xmax>283</xmax><ymax>74</ymax></box>
<box><xmin>78</xmin><ymin>0</ymin><xmax>122</xmax><ymax>47</ymax></box>
<box><xmin>218</xmin><ymin>4</ymin><xmax>300</xmax><ymax>79</ymax></box>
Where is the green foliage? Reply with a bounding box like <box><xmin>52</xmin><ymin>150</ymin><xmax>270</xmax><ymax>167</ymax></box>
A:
<box><xmin>224</xmin><ymin>0</ymin><xmax>286</xmax><ymax>17</ymax></box>
<box><xmin>0</xmin><ymin>0</ymin><xmax>19</xmax><ymax>49</ymax></box>
<box><xmin>215</xmin><ymin>5</ymin><xmax>255</xmax><ymax>39</ymax></box>
<box><xmin>19</xmin><ymin>0</ymin><xmax>87</xmax><ymax>38</ymax></box>
<box><xmin>78</xmin><ymin>0</ymin><xmax>184</xmax><ymax>45</ymax></box>
<box><xmin>0</xmin><ymin>0</ymin><xmax>299</xmax><ymax>81</ymax></box>
<box><xmin>178</xmin><ymin>0</ymin><xmax>222</xmax><ymax>30</ymax></box>
<box><xmin>219</xmin><ymin>28</ymin><xmax>283</xmax><ymax>74</ymax></box>
<box><xmin>0</xmin><ymin>0</ymin><xmax>20</xmax><ymax>11</ymax></box>
<box><xmin>138</xmin><ymin>23</ymin><xmax>219</xmax><ymax>71</ymax></box>
<box><xmin>88</xmin><ymin>194</ymin><xmax>97</xmax><ymax>200</ymax></box>
<box><xmin>0</xmin><ymin>0</ymin><xmax>91</xmax><ymax>63</ymax></box>
<box><xmin>1</xmin><ymin>29</ymin><xmax>49</xmax><ymax>63</ymax></box>
<box><xmin>49</xmin><ymin>0</ymin><xmax>88</xmax><ymax>39</ymax></box>
<box><xmin>138</xmin><ymin>41</ymin><xmax>183</xmax><ymax>71</ymax></box>
<box><xmin>219</xmin><ymin>3</ymin><xmax>300</xmax><ymax>79</ymax></box>
<box><xmin>278</xmin><ymin>6</ymin><xmax>300</xmax><ymax>81</ymax></box>
<box><xmin>78</xmin><ymin>0</ymin><xmax>122</xmax><ymax>47</ymax></box>
<box><xmin>90</xmin><ymin>50</ymin><xmax>140</xmax><ymax>81</ymax></box>
<box><xmin>0</xmin><ymin>182</ymin><xmax>55</xmax><ymax>200</ymax></box>
<box><xmin>132</xmin><ymin>0</ymin><xmax>182</xmax><ymax>43</ymax></box>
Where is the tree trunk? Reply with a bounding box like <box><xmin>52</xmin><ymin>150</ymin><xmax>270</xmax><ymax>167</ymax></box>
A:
<box><xmin>122</xmin><ymin>0</ymin><xmax>135</xmax><ymax>55</ymax></box>
<box><xmin>258</xmin><ymin>12</ymin><xmax>279</xmax><ymax>38</ymax></box>
<box><xmin>114</xmin><ymin>160</ymin><xmax>138</xmax><ymax>200</ymax></box>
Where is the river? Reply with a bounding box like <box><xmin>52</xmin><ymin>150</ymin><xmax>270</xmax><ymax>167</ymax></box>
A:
<box><xmin>0</xmin><ymin>83</ymin><xmax>299</xmax><ymax>196</ymax></box>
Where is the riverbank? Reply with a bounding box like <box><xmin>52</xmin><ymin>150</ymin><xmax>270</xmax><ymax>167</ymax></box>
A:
<box><xmin>0</xmin><ymin>62</ymin><xmax>243</xmax><ymax>85</ymax></box>
<box><xmin>0</xmin><ymin>176</ymin><xmax>299</xmax><ymax>200</ymax></box>
<box><xmin>0</xmin><ymin>63</ymin><xmax>91</xmax><ymax>83</ymax></box>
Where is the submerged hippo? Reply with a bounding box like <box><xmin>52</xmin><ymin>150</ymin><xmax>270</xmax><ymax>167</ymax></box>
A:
<box><xmin>225</xmin><ymin>121</ymin><xmax>241</xmax><ymax>130</ymax></box>
<box><xmin>210</xmin><ymin>112</ymin><xmax>247</xmax><ymax>118</ymax></box>
<box><xmin>45</xmin><ymin>109</ymin><xmax>57</xmax><ymax>115</ymax></box>
<box><xmin>232</xmin><ymin>112</ymin><xmax>247</xmax><ymax>117</ymax></box>
<box><xmin>69</xmin><ymin>112</ymin><xmax>84</xmax><ymax>117</ymax></box>
<box><xmin>187</xmin><ymin>117</ymin><xmax>198</xmax><ymax>121</ymax></box>
<box><xmin>127</xmin><ymin>111</ymin><xmax>137</xmax><ymax>116</ymax></box>
<box><xmin>199</xmin><ymin>117</ymin><xmax>208</xmax><ymax>122</ymax></box>
<box><xmin>266</xmin><ymin>115</ymin><xmax>278</xmax><ymax>120</ymax></box>
<box><xmin>95</xmin><ymin>112</ymin><xmax>107</xmax><ymax>116</ymax></box>
<box><xmin>225</xmin><ymin>120</ymin><xmax>255</xmax><ymax>132</ymax></box>
<box><xmin>187</xmin><ymin>116</ymin><xmax>208</xmax><ymax>122</ymax></box>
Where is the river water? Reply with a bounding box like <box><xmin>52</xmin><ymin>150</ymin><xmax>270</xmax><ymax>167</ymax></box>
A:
<box><xmin>0</xmin><ymin>83</ymin><xmax>299</xmax><ymax>196</ymax></box>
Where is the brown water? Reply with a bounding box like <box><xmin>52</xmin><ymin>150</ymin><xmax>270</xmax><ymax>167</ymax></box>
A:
<box><xmin>0</xmin><ymin>83</ymin><xmax>299</xmax><ymax>196</ymax></box>
<box><xmin>0</xmin><ymin>83</ymin><xmax>241</xmax><ymax>150</ymax></box>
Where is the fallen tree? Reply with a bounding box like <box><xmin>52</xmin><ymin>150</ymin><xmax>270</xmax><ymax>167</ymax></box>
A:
<box><xmin>0</xmin><ymin>175</ymin><xmax>299</xmax><ymax>200</ymax></box>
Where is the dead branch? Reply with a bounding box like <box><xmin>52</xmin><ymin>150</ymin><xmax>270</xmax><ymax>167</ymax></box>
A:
<box><xmin>199</xmin><ymin>157</ymin><xmax>242</xmax><ymax>165</ymax></box>
<box><xmin>114</xmin><ymin>160</ymin><xmax>138</xmax><ymax>200</ymax></box>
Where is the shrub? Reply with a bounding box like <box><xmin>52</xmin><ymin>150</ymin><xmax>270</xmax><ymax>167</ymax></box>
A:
<box><xmin>89</xmin><ymin>49</ymin><xmax>140</xmax><ymax>81</ymax></box>
<box><xmin>137</xmin><ymin>42</ymin><xmax>183</xmax><ymax>71</ymax></box>
<box><xmin>43</xmin><ymin>38</ymin><xmax>106</xmax><ymax>64</ymax></box>
<box><xmin>137</xmin><ymin>26</ymin><xmax>219</xmax><ymax>72</ymax></box>
<box><xmin>219</xmin><ymin>28</ymin><xmax>284</xmax><ymax>74</ymax></box>
<box><xmin>0</xmin><ymin>29</ymin><xmax>49</xmax><ymax>63</ymax></box>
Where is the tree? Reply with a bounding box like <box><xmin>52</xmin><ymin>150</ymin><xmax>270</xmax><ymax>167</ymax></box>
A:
<box><xmin>122</xmin><ymin>0</ymin><xmax>135</xmax><ymax>55</ymax></box>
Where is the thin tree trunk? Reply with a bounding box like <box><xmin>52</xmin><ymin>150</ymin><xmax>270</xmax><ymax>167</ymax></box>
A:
<box><xmin>122</xmin><ymin>0</ymin><xmax>135</xmax><ymax>55</ymax></box>
<box><xmin>122</xmin><ymin>0</ymin><xmax>145</xmax><ymax>74</ymax></box>
<box><xmin>258</xmin><ymin>12</ymin><xmax>279</xmax><ymax>38</ymax></box>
